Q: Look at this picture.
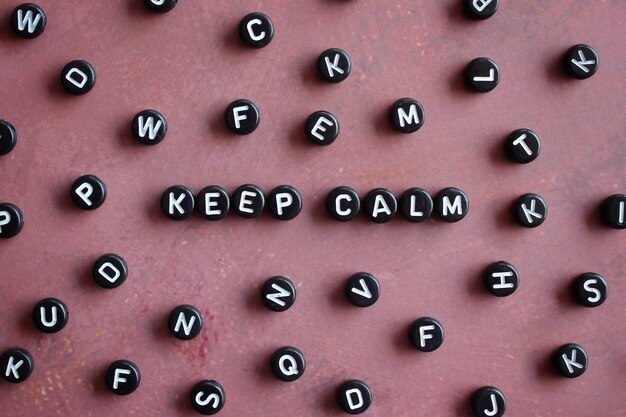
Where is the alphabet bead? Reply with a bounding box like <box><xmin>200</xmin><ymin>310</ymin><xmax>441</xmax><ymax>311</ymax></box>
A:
<box><xmin>168</xmin><ymin>305</ymin><xmax>204</xmax><ymax>340</ymax></box>
<box><xmin>337</xmin><ymin>380</ymin><xmax>372</xmax><ymax>414</ymax></box>
<box><xmin>601</xmin><ymin>194</ymin><xmax>626</xmax><ymax>229</ymax></box>
<box><xmin>225</xmin><ymin>99</ymin><xmax>260</xmax><ymax>135</ymax></box>
<box><xmin>363</xmin><ymin>188</ymin><xmax>397</xmax><ymax>223</ymax></box>
<box><xmin>60</xmin><ymin>60</ymin><xmax>96</xmax><ymax>95</ymax></box>
<box><xmin>0</xmin><ymin>347</ymin><xmax>34</xmax><ymax>383</ymax></box>
<box><xmin>399</xmin><ymin>188</ymin><xmax>433</xmax><ymax>222</ymax></box>
<box><xmin>32</xmin><ymin>298</ymin><xmax>69</xmax><ymax>333</ymax></box>
<box><xmin>346</xmin><ymin>272</ymin><xmax>380</xmax><ymax>307</ymax></box>
<box><xmin>409</xmin><ymin>317</ymin><xmax>444</xmax><ymax>352</ymax></box>
<box><xmin>465</xmin><ymin>0</ymin><xmax>499</xmax><ymax>20</ymax></box>
<box><xmin>132</xmin><ymin>109</ymin><xmax>168</xmax><ymax>145</ymax></box>
<box><xmin>471</xmin><ymin>386</ymin><xmax>506</xmax><ymax>417</ymax></box>
<box><xmin>505</xmin><ymin>129</ymin><xmax>541</xmax><ymax>164</ymax></box>
<box><xmin>465</xmin><ymin>57</ymin><xmax>500</xmax><ymax>93</ymax></box>
<box><xmin>261</xmin><ymin>276</ymin><xmax>296</xmax><ymax>312</ymax></box>
<box><xmin>11</xmin><ymin>3</ymin><xmax>46</xmax><ymax>38</ymax></box>
<box><xmin>71</xmin><ymin>175</ymin><xmax>107</xmax><ymax>210</ymax></box>
<box><xmin>0</xmin><ymin>120</ymin><xmax>17</xmax><ymax>155</ymax></box>
<box><xmin>554</xmin><ymin>343</ymin><xmax>588</xmax><ymax>378</ymax></box>
<box><xmin>389</xmin><ymin>98</ymin><xmax>425</xmax><ymax>133</ymax></box>
<box><xmin>572</xmin><ymin>272</ymin><xmax>608</xmax><ymax>308</ymax></box>
<box><xmin>565</xmin><ymin>44</ymin><xmax>599</xmax><ymax>80</ymax></box>
<box><xmin>144</xmin><ymin>0</ymin><xmax>177</xmax><ymax>13</ymax></box>
<box><xmin>191</xmin><ymin>380</ymin><xmax>226</xmax><ymax>415</ymax></box>
<box><xmin>0</xmin><ymin>203</ymin><xmax>24</xmax><ymax>239</ymax></box>
<box><xmin>326</xmin><ymin>186</ymin><xmax>360</xmax><ymax>222</ymax></box>
<box><xmin>105</xmin><ymin>359</ymin><xmax>141</xmax><ymax>395</ymax></box>
<box><xmin>513</xmin><ymin>193</ymin><xmax>547</xmax><ymax>228</ymax></box>
<box><xmin>318</xmin><ymin>48</ymin><xmax>351</xmax><ymax>83</ymax></box>
<box><xmin>92</xmin><ymin>253</ymin><xmax>128</xmax><ymax>289</ymax></box>
<box><xmin>434</xmin><ymin>187</ymin><xmax>469</xmax><ymax>222</ymax></box>
<box><xmin>270</xmin><ymin>346</ymin><xmax>306</xmax><ymax>382</ymax></box>
<box><xmin>196</xmin><ymin>186</ymin><xmax>230</xmax><ymax>221</ymax></box>
<box><xmin>232</xmin><ymin>184</ymin><xmax>264</xmax><ymax>218</ymax></box>
<box><xmin>239</xmin><ymin>12</ymin><xmax>274</xmax><ymax>48</ymax></box>
<box><xmin>305</xmin><ymin>111</ymin><xmax>340</xmax><ymax>145</ymax></box>
<box><xmin>268</xmin><ymin>185</ymin><xmax>303</xmax><ymax>220</ymax></box>
<box><xmin>482</xmin><ymin>261</ymin><xmax>519</xmax><ymax>297</ymax></box>
<box><xmin>161</xmin><ymin>185</ymin><xmax>195</xmax><ymax>220</ymax></box>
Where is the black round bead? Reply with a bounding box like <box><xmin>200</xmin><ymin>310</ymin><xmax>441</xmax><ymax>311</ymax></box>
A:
<box><xmin>399</xmin><ymin>188</ymin><xmax>433</xmax><ymax>223</ymax></box>
<box><xmin>60</xmin><ymin>60</ymin><xmax>96</xmax><ymax>95</ymax></box>
<box><xmin>239</xmin><ymin>12</ymin><xmax>274</xmax><ymax>48</ymax></box>
<box><xmin>32</xmin><ymin>298</ymin><xmax>69</xmax><ymax>333</ymax></box>
<box><xmin>232</xmin><ymin>184</ymin><xmax>265</xmax><ymax>218</ymax></box>
<box><xmin>270</xmin><ymin>346</ymin><xmax>306</xmax><ymax>382</ymax></box>
<box><xmin>326</xmin><ymin>186</ymin><xmax>360</xmax><ymax>222</ymax></box>
<box><xmin>305</xmin><ymin>111</ymin><xmax>340</xmax><ymax>145</ymax></box>
<box><xmin>0</xmin><ymin>203</ymin><xmax>24</xmax><ymax>239</ymax></box>
<box><xmin>196</xmin><ymin>186</ymin><xmax>230</xmax><ymax>221</ymax></box>
<box><xmin>0</xmin><ymin>120</ymin><xmax>17</xmax><ymax>155</ymax></box>
<box><xmin>92</xmin><ymin>253</ymin><xmax>128</xmax><ymax>289</ymax></box>
<box><xmin>70</xmin><ymin>175</ymin><xmax>107</xmax><ymax>210</ymax></box>
<box><xmin>190</xmin><ymin>380</ymin><xmax>226</xmax><ymax>415</ymax></box>
<box><xmin>268</xmin><ymin>185</ymin><xmax>303</xmax><ymax>220</ymax></box>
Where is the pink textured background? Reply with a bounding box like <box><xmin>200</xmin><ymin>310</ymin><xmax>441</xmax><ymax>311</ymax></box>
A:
<box><xmin>0</xmin><ymin>1</ymin><xmax>625</xmax><ymax>416</ymax></box>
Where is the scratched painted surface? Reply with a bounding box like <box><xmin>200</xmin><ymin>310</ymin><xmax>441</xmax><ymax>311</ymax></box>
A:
<box><xmin>0</xmin><ymin>1</ymin><xmax>625</xmax><ymax>416</ymax></box>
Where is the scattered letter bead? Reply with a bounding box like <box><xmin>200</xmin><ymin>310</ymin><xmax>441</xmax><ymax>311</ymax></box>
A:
<box><xmin>132</xmin><ymin>109</ymin><xmax>168</xmax><ymax>145</ymax></box>
<box><xmin>305</xmin><ymin>111</ymin><xmax>340</xmax><ymax>145</ymax></box>
<box><xmin>261</xmin><ymin>276</ymin><xmax>296</xmax><ymax>312</ymax></box>
<box><xmin>271</xmin><ymin>346</ymin><xmax>306</xmax><ymax>382</ymax></box>
<box><xmin>465</xmin><ymin>57</ymin><xmax>500</xmax><ymax>93</ymax></box>
<box><xmin>32</xmin><ymin>298</ymin><xmax>69</xmax><ymax>333</ymax></box>
<box><xmin>196</xmin><ymin>186</ymin><xmax>230</xmax><ymax>221</ymax></box>
<box><xmin>60</xmin><ymin>60</ymin><xmax>96</xmax><ymax>95</ymax></box>
<box><xmin>11</xmin><ymin>3</ymin><xmax>46</xmax><ymax>38</ymax></box>
<box><xmin>0</xmin><ymin>120</ymin><xmax>17</xmax><ymax>155</ymax></box>
<box><xmin>601</xmin><ymin>194</ymin><xmax>625</xmax><ymax>229</ymax></box>
<box><xmin>465</xmin><ymin>0</ymin><xmax>499</xmax><ymax>20</ymax></box>
<box><xmin>191</xmin><ymin>380</ymin><xmax>226</xmax><ymax>415</ymax></box>
<box><xmin>105</xmin><ymin>359</ymin><xmax>141</xmax><ymax>395</ymax></box>
<box><xmin>318</xmin><ymin>48</ymin><xmax>351</xmax><ymax>83</ymax></box>
<box><xmin>268</xmin><ymin>185</ymin><xmax>303</xmax><ymax>220</ymax></box>
<box><xmin>505</xmin><ymin>129</ymin><xmax>541</xmax><ymax>164</ymax></box>
<box><xmin>161</xmin><ymin>185</ymin><xmax>195</xmax><ymax>220</ymax></box>
<box><xmin>471</xmin><ymin>386</ymin><xmax>506</xmax><ymax>417</ymax></box>
<box><xmin>93</xmin><ymin>253</ymin><xmax>128</xmax><ymax>289</ymax></box>
<box><xmin>409</xmin><ymin>317</ymin><xmax>444</xmax><ymax>352</ymax></box>
<box><xmin>483</xmin><ymin>261</ymin><xmax>519</xmax><ymax>297</ymax></box>
<box><xmin>71</xmin><ymin>174</ymin><xmax>107</xmax><ymax>210</ymax></box>
<box><xmin>363</xmin><ymin>188</ymin><xmax>397</xmax><ymax>223</ymax></box>
<box><xmin>399</xmin><ymin>188</ymin><xmax>433</xmax><ymax>222</ymax></box>
<box><xmin>144</xmin><ymin>0</ymin><xmax>177</xmax><ymax>13</ymax></box>
<box><xmin>232</xmin><ymin>184</ymin><xmax>265</xmax><ymax>218</ymax></box>
<box><xmin>434</xmin><ymin>187</ymin><xmax>469</xmax><ymax>222</ymax></box>
<box><xmin>239</xmin><ymin>12</ymin><xmax>274</xmax><ymax>48</ymax></box>
<box><xmin>168</xmin><ymin>304</ymin><xmax>204</xmax><ymax>340</ymax></box>
<box><xmin>225</xmin><ymin>99</ymin><xmax>260</xmax><ymax>135</ymax></box>
<box><xmin>346</xmin><ymin>272</ymin><xmax>381</xmax><ymax>308</ymax></box>
<box><xmin>337</xmin><ymin>379</ymin><xmax>372</xmax><ymax>414</ymax></box>
<box><xmin>514</xmin><ymin>193</ymin><xmax>547</xmax><ymax>228</ymax></box>
<box><xmin>565</xmin><ymin>44</ymin><xmax>599</xmax><ymax>80</ymax></box>
<box><xmin>554</xmin><ymin>343</ymin><xmax>588</xmax><ymax>378</ymax></box>
<box><xmin>389</xmin><ymin>98</ymin><xmax>425</xmax><ymax>133</ymax></box>
<box><xmin>326</xmin><ymin>186</ymin><xmax>360</xmax><ymax>222</ymax></box>
<box><xmin>0</xmin><ymin>203</ymin><xmax>24</xmax><ymax>239</ymax></box>
<box><xmin>572</xmin><ymin>272</ymin><xmax>608</xmax><ymax>308</ymax></box>
<box><xmin>0</xmin><ymin>348</ymin><xmax>34</xmax><ymax>383</ymax></box>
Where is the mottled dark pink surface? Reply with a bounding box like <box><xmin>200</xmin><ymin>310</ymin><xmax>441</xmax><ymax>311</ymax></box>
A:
<box><xmin>0</xmin><ymin>1</ymin><xmax>625</xmax><ymax>416</ymax></box>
